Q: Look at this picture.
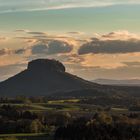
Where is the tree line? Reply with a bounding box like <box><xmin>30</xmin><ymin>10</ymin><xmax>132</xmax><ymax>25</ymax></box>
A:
<box><xmin>55</xmin><ymin>112</ymin><xmax>140</xmax><ymax>140</ymax></box>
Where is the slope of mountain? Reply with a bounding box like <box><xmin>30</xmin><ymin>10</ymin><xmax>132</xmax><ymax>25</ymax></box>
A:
<box><xmin>0</xmin><ymin>59</ymin><xmax>100</xmax><ymax>97</ymax></box>
<box><xmin>92</xmin><ymin>79</ymin><xmax>140</xmax><ymax>86</ymax></box>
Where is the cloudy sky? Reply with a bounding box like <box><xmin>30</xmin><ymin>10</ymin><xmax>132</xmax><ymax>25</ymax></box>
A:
<box><xmin>0</xmin><ymin>0</ymin><xmax>140</xmax><ymax>81</ymax></box>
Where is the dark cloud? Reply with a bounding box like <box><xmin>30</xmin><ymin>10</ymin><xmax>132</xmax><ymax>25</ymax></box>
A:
<box><xmin>78</xmin><ymin>39</ymin><xmax>140</xmax><ymax>54</ymax></box>
<box><xmin>15</xmin><ymin>49</ymin><xmax>26</xmax><ymax>55</ymax></box>
<box><xmin>0</xmin><ymin>49</ymin><xmax>7</xmax><ymax>55</ymax></box>
<box><xmin>0</xmin><ymin>48</ymin><xmax>12</xmax><ymax>56</ymax></box>
<box><xmin>47</xmin><ymin>40</ymin><xmax>73</xmax><ymax>54</ymax></box>
<box><xmin>15</xmin><ymin>30</ymin><xmax>46</xmax><ymax>36</ymax></box>
<box><xmin>0</xmin><ymin>48</ymin><xmax>26</xmax><ymax>56</ymax></box>
<box><xmin>0</xmin><ymin>40</ymin><xmax>73</xmax><ymax>57</ymax></box>
<box><xmin>67</xmin><ymin>31</ymin><xmax>83</xmax><ymax>35</ymax></box>
<box><xmin>32</xmin><ymin>35</ymin><xmax>48</xmax><ymax>38</ymax></box>
<box><xmin>15</xmin><ymin>29</ymin><xmax>28</xmax><ymax>33</ymax></box>
<box><xmin>27</xmin><ymin>32</ymin><xmax>46</xmax><ymax>35</ymax></box>
<box><xmin>31</xmin><ymin>44</ymin><xmax>48</xmax><ymax>54</ymax></box>
<box><xmin>31</xmin><ymin>40</ymin><xmax>73</xmax><ymax>55</ymax></box>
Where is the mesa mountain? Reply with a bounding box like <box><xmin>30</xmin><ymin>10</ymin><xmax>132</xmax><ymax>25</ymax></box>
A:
<box><xmin>0</xmin><ymin>59</ymin><xmax>102</xmax><ymax>97</ymax></box>
<box><xmin>0</xmin><ymin>59</ymin><xmax>139</xmax><ymax>97</ymax></box>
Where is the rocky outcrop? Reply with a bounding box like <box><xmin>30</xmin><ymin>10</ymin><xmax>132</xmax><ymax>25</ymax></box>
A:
<box><xmin>28</xmin><ymin>59</ymin><xmax>65</xmax><ymax>72</ymax></box>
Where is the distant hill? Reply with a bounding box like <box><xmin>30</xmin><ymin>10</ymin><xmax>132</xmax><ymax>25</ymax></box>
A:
<box><xmin>92</xmin><ymin>79</ymin><xmax>140</xmax><ymax>86</ymax></box>
<box><xmin>0</xmin><ymin>59</ymin><xmax>101</xmax><ymax>97</ymax></box>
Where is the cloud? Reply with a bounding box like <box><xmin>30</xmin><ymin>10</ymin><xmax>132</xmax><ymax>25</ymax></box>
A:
<box><xmin>0</xmin><ymin>36</ymin><xmax>7</xmax><ymax>41</ymax></box>
<box><xmin>101</xmin><ymin>31</ymin><xmax>140</xmax><ymax>40</ymax></box>
<box><xmin>0</xmin><ymin>48</ymin><xmax>13</xmax><ymax>56</ymax></box>
<box><xmin>79</xmin><ymin>40</ymin><xmax>140</xmax><ymax>54</ymax></box>
<box><xmin>87</xmin><ymin>65</ymin><xmax>140</xmax><ymax>80</ymax></box>
<box><xmin>123</xmin><ymin>61</ymin><xmax>140</xmax><ymax>67</ymax></box>
<box><xmin>31</xmin><ymin>40</ymin><xmax>73</xmax><ymax>55</ymax></box>
<box><xmin>31</xmin><ymin>44</ymin><xmax>48</xmax><ymax>54</ymax></box>
<box><xmin>15</xmin><ymin>49</ymin><xmax>26</xmax><ymax>55</ymax></box>
<box><xmin>0</xmin><ymin>47</ymin><xmax>31</xmax><ymax>57</ymax></box>
<box><xmin>1</xmin><ymin>30</ymin><xmax>140</xmax><ymax>80</ymax></box>
<box><xmin>79</xmin><ymin>31</ymin><xmax>140</xmax><ymax>55</ymax></box>
<box><xmin>27</xmin><ymin>31</ymin><xmax>47</xmax><ymax>35</ymax></box>
<box><xmin>0</xmin><ymin>36</ymin><xmax>73</xmax><ymax>58</ymax></box>
<box><xmin>15</xmin><ymin>29</ymin><xmax>29</xmax><ymax>33</ymax></box>
<box><xmin>15</xmin><ymin>31</ymin><xmax>78</xmax><ymax>43</ymax></box>
<box><xmin>0</xmin><ymin>63</ymin><xmax>26</xmax><ymax>81</ymax></box>
<box><xmin>0</xmin><ymin>47</ymin><xmax>29</xmax><ymax>56</ymax></box>
<box><xmin>68</xmin><ymin>60</ymin><xmax>140</xmax><ymax>80</ymax></box>
<box><xmin>1</xmin><ymin>0</ymin><xmax>140</xmax><ymax>14</ymax></box>
<box><xmin>0</xmin><ymin>54</ymin><xmax>27</xmax><ymax>67</ymax></box>
<box><xmin>66</xmin><ymin>31</ymin><xmax>84</xmax><ymax>35</ymax></box>
<box><xmin>47</xmin><ymin>40</ymin><xmax>73</xmax><ymax>54</ymax></box>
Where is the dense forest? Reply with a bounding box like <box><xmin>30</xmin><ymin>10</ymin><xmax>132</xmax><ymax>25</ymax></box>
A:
<box><xmin>0</xmin><ymin>96</ymin><xmax>139</xmax><ymax>140</ymax></box>
<box><xmin>55</xmin><ymin>113</ymin><xmax>140</xmax><ymax>140</ymax></box>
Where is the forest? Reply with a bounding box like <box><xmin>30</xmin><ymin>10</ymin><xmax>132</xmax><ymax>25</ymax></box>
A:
<box><xmin>0</xmin><ymin>95</ymin><xmax>139</xmax><ymax>140</ymax></box>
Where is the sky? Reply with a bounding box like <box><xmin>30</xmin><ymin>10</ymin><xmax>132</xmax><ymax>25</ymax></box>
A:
<box><xmin>0</xmin><ymin>0</ymin><xmax>140</xmax><ymax>81</ymax></box>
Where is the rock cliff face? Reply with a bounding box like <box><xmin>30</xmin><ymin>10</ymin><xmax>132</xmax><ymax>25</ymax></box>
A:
<box><xmin>28</xmin><ymin>59</ymin><xmax>65</xmax><ymax>73</ymax></box>
<box><xmin>0</xmin><ymin>59</ymin><xmax>97</xmax><ymax>97</ymax></box>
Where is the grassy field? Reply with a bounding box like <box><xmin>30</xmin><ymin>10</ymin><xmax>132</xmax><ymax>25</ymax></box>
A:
<box><xmin>48</xmin><ymin>99</ymin><xmax>80</xmax><ymax>104</ymax></box>
<box><xmin>0</xmin><ymin>99</ymin><xmax>131</xmax><ymax>114</ymax></box>
<box><xmin>0</xmin><ymin>133</ymin><xmax>52</xmax><ymax>140</ymax></box>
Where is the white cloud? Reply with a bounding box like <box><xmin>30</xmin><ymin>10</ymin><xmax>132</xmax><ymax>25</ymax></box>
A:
<box><xmin>0</xmin><ymin>0</ymin><xmax>140</xmax><ymax>13</ymax></box>
<box><xmin>101</xmin><ymin>30</ymin><xmax>140</xmax><ymax>40</ymax></box>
